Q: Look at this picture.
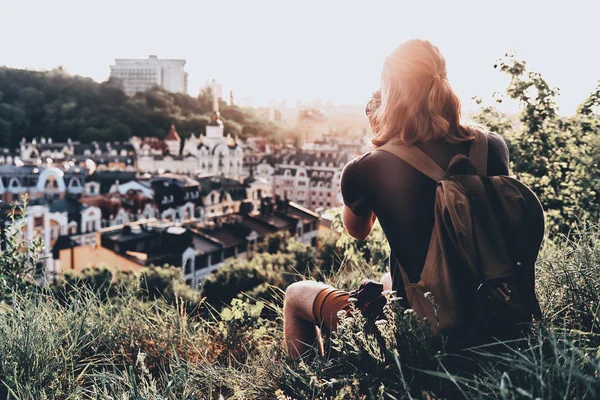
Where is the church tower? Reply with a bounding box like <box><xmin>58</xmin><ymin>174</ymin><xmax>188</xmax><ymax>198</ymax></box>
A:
<box><xmin>164</xmin><ymin>125</ymin><xmax>181</xmax><ymax>155</ymax></box>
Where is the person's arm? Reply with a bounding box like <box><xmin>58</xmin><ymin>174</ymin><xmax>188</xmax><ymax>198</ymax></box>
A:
<box><xmin>341</xmin><ymin>152</ymin><xmax>375</xmax><ymax>240</ymax></box>
<box><xmin>343</xmin><ymin>205</ymin><xmax>376</xmax><ymax>241</ymax></box>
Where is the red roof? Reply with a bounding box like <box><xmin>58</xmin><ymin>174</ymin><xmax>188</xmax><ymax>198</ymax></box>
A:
<box><xmin>142</xmin><ymin>137</ymin><xmax>168</xmax><ymax>151</ymax></box>
<box><xmin>164</xmin><ymin>125</ymin><xmax>181</xmax><ymax>142</ymax></box>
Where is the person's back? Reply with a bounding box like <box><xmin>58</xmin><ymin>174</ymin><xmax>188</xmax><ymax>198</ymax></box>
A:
<box><xmin>341</xmin><ymin>135</ymin><xmax>509</xmax><ymax>289</ymax></box>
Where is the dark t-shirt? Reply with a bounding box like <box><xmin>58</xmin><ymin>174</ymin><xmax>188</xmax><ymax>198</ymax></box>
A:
<box><xmin>341</xmin><ymin>133</ymin><xmax>510</xmax><ymax>286</ymax></box>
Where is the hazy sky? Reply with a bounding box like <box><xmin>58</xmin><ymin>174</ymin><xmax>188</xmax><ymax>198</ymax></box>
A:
<box><xmin>2</xmin><ymin>0</ymin><xmax>599</xmax><ymax>114</ymax></box>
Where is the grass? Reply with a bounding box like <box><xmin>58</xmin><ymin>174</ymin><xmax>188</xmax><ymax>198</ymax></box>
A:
<box><xmin>0</xmin><ymin>225</ymin><xmax>599</xmax><ymax>399</ymax></box>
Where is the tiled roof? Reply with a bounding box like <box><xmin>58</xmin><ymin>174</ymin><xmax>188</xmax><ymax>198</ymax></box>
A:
<box><xmin>86</xmin><ymin>171</ymin><xmax>137</xmax><ymax>193</ymax></box>
<box><xmin>197</xmin><ymin>224</ymin><xmax>246</xmax><ymax>248</ymax></box>
<box><xmin>153</xmin><ymin>173</ymin><xmax>200</xmax><ymax>188</ymax></box>
<box><xmin>80</xmin><ymin>196</ymin><xmax>124</xmax><ymax>219</ymax></box>
<box><xmin>197</xmin><ymin>176</ymin><xmax>247</xmax><ymax>201</ymax></box>
<box><xmin>260</xmin><ymin>150</ymin><xmax>348</xmax><ymax>168</ymax></box>
<box><xmin>49</xmin><ymin>197</ymin><xmax>84</xmax><ymax>215</ymax></box>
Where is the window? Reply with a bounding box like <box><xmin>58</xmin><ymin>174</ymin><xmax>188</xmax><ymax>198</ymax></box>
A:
<box><xmin>34</xmin><ymin>216</ymin><xmax>44</xmax><ymax>228</ymax></box>
<box><xmin>51</xmin><ymin>225</ymin><xmax>60</xmax><ymax>241</ymax></box>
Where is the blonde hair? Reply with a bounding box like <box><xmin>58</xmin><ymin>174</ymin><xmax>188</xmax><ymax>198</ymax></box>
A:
<box><xmin>371</xmin><ymin>39</ymin><xmax>479</xmax><ymax>147</ymax></box>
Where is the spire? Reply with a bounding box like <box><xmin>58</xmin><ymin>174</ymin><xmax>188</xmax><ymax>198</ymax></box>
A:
<box><xmin>164</xmin><ymin>125</ymin><xmax>181</xmax><ymax>142</ymax></box>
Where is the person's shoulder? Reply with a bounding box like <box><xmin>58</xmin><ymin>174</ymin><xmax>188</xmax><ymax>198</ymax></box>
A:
<box><xmin>484</xmin><ymin>131</ymin><xmax>510</xmax><ymax>175</ymax></box>
<box><xmin>487</xmin><ymin>132</ymin><xmax>508</xmax><ymax>151</ymax></box>
<box><xmin>486</xmin><ymin>132</ymin><xmax>509</xmax><ymax>159</ymax></box>
<box><xmin>343</xmin><ymin>150</ymin><xmax>375</xmax><ymax>173</ymax></box>
<box><xmin>343</xmin><ymin>148</ymin><xmax>405</xmax><ymax>175</ymax></box>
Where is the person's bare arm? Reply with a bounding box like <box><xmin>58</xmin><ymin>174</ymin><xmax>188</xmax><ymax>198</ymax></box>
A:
<box><xmin>343</xmin><ymin>205</ymin><xmax>376</xmax><ymax>241</ymax></box>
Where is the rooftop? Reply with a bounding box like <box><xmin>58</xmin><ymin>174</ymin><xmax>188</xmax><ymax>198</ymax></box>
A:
<box><xmin>164</xmin><ymin>125</ymin><xmax>181</xmax><ymax>142</ymax></box>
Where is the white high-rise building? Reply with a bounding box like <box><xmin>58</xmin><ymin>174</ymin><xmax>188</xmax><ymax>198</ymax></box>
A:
<box><xmin>110</xmin><ymin>55</ymin><xmax>189</xmax><ymax>95</ymax></box>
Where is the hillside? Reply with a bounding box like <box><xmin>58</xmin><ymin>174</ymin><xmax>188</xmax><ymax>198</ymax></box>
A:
<box><xmin>0</xmin><ymin>67</ymin><xmax>289</xmax><ymax>148</ymax></box>
<box><xmin>0</xmin><ymin>216</ymin><xmax>599</xmax><ymax>399</ymax></box>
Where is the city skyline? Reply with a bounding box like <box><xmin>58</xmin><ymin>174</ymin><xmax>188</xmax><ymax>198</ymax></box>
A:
<box><xmin>2</xmin><ymin>0</ymin><xmax>600</xmax><ymax>114</ymax></box>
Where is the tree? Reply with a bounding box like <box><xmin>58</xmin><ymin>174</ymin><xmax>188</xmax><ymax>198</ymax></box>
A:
<box><xmin>0</xmin><ymin>67</ymin><xmax>286</xmax><ymax>145</ymax></box>
<box><xmin>475</xmin><ymin>53</ymin><xmax>600</xmax><ymax>234</ymax></box>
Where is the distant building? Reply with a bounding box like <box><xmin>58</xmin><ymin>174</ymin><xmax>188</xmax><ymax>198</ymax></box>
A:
<box><xmin>297</xmin><ymin>108</ymin><xmax>328</xmax><ymax>146</ymax></box>
<box><xmin>109</xmin><ymin>55</ymin><xmax>188</xmax><ymax>95</ymax></box>
<box><xmin>133</xmin><ymin>119</ymin><xmax>243</xmax><ymax>178</ymax></box>
<box><xmin>55</xmin><ymin>199</ymin><xmax>320</xmax><ymax>288</ymax></box>
<box><xmin>255</xmin><ymin>107</ymin><xmax>282</xmax><ymax>122</ymax></box>
<box><xmin>255</xmin><ymin>149</ymin><xmax>349</xmax><ymax>211</ymax></box>
<box><xmin>19</xmin><ymin>138</ymin><xmax>137</xmax><ymax>172</ymax></box>
<box><xmin>0</xmin><ymin>164</ymin><xmax>88</xmax><ymax>203</ymax></box>
<box><xmin>13</xmin><ymin>196</ymin><xmax>102</xmax><ymax>280</ymax></box>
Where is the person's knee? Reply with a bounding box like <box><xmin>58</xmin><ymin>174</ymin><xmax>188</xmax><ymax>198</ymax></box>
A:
<box><xmin>284</xmin><ymin>281</ymin><xmax>310</xmax><ymax>314</ymax></box>
<box><xmin>380</xmin><ymin>272</ymin><xmax>392</xmax><ymax>291</ymax></box>
<box><xmin>284</xmin><ymin>281</ymin><xmax>328</xmax><ymax>322</ymax></box>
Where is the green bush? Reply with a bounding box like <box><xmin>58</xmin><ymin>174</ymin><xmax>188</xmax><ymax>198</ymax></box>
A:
<box><xmin>475</xmin><ymin>53</ymin><xmax>600</xmax><ymax>235</ymax></box>
<box><xmin>51</xmin><ymin>264</ymin><xmax>203</xmax><ymax>316</ymax></box>
<box><xmin>0</xmin><ymin>200</ymin><xmax>44</xmax><ymax>304</ymax></box>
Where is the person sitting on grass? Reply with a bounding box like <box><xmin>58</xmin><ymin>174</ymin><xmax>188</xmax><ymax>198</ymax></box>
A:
<box><xmin>283</xmin><ymin>39</ymin><xmax>512</xmax><ymax>359</ymax></box>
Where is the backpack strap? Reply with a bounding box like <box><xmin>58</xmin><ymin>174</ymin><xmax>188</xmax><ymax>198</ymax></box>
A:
<box><xmin>469</xmin><ymin>130</ymin><xmax>488</xmax><ymax>175</ymax></box>
<box><xmin>378</xmin><ymin>141</ymin><xmax>446</xmax><ymax>182</ymax></box>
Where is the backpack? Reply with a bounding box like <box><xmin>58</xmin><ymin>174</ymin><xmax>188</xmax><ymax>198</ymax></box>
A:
<box><xmin>378</xmin><ymin>131</ymin><xmax>544</xmax><ymax>343</ymax></box>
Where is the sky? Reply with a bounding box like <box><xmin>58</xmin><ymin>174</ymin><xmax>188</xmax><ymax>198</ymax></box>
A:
<box><xmin>2</xmin><ymin>0</ymin><xmax>599</xmax><ymax>114</ymax></box>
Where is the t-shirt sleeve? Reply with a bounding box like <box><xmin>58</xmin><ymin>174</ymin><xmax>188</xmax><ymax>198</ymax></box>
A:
<box><xmin>340</xmin><ymin>154</ymin><xmax>372</xmax><ymax>217</ymax></box>
<box><xmin>486</xmin><ymin>132</ymin><xmax>510</xmax><ymax>176</ymax></box>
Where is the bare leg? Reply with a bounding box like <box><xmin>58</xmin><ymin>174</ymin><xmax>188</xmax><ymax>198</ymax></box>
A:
<box><xmin>380</xmin><ymin>272</ymin><xmax>392</xmax><ymax>291</ymax></box>
<box><xmin>283</xmin><ymin>281</ymin><xmax>330</xmax><ymax>359</ymax></box>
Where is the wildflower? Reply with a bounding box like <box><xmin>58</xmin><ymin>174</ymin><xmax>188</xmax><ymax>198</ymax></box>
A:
<box><xmin>348</xmin><ymin>297</ymin><xmax>358</xmax><ymax>303</ymax></box>
<box><xmin>424</xmin><ymin>292</ymin><xmax>432</xmax><ymax>299</ymax></box>
<box><xmin>404</xmin><ymin>309</ymin><xmax>416</xmax><ymax>316</ymax></box>
<box><xmin>382</xmin><ymin>290</ymin><xmax>396</xmax><ymax>296</ymax></box>
<box><xmin>375</xmin><ymin>319</ymin><xmax>387</xmax><ymax>326</ymax></box>
<box><xmin>337</xmin><ymin>310</ymin><xmax>347</xmax><ymax>318</ymax></box>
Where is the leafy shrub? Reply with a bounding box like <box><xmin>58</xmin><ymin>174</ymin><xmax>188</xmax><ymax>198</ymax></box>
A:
<box><xmin>0</xmin><ymin>200</ymin><xmax>45</xmax><ymax>304</ymax></box>
<box><xmin>51</xmin><ymin>264</ymin><xmax>203</xmax><ymax>316</ymax></box>
<box><xmin>475</xmin><ymin>53</ymin><xmax>600</xmax><ymax>235</ymax></box>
